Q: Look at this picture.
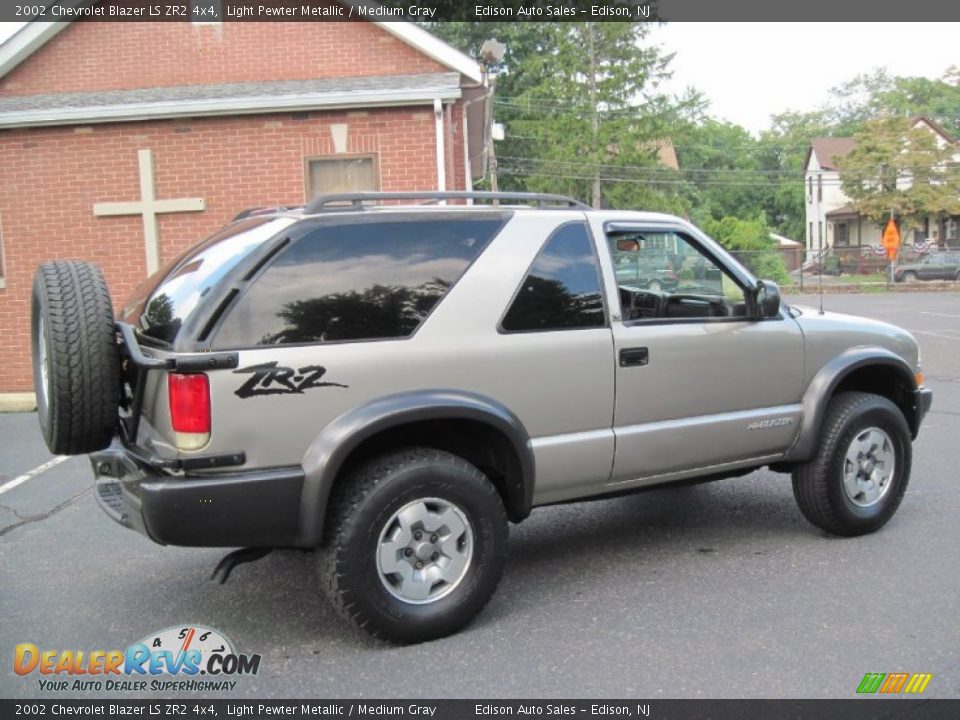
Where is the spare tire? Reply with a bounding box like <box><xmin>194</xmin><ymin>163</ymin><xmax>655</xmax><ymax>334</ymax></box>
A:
<box><xmin>31</xmin><ymin>261</ymin><xmax>120</xmax><ymax>455</ymax></box>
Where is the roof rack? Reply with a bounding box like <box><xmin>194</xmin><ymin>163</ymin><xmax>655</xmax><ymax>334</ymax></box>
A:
<box><xmin>304</xmin><ymin>191</ymin><xmax>589</xmax><ymax>214</ymax></box>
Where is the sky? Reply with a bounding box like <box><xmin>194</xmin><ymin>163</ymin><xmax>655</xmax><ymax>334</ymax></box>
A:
<box><xmin>652</xmin><ymin>22</ymin><xmax>958</xmax><ymax>134</ymax></box>
<box><xmin>1</xmin><ymin>21</ymin><xmax>957</xmax><ymax>135</ymax></box>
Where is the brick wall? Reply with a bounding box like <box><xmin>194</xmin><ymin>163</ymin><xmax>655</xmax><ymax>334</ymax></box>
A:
<box><xmin>0</xmin><ymin>22</ymin><xmax>471</xmax><ymax>392</ymax></box>
<box><xmin>0</xmin><ymin>106</ymin><xmax>461</xmax><ymax>391</ymax></box>
<box><xmin>0</xmin><ymin>21</ymin><xmax>447</xmax><ymax>96</ymax></box>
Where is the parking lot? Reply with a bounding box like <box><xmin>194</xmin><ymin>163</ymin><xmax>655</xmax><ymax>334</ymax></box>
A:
<box><xmin>1</xmin><ymin>291</ymin><xmax>958</xmax><ymax>699</ymax></box>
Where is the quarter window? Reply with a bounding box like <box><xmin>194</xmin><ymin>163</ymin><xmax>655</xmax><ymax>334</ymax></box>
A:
<box><xmin>501</xmin><ymin>223</ymin><xmax>605</xmax><ymax>333</ymax></box>
<box><xmin>214</xmin><ymin>215</ymin><xmax>507</xmax><ymax>347</ymax></box>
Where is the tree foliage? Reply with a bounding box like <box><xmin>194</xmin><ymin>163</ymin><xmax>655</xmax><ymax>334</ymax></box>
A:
<box><xmin>701</xmin><ymin>216</ymin><xmax>790</xmax><ymax>284</ymax></box>
<box><xmin>836</xmin><ymin>116</ymin><xmax>960</xmax><ymax>229</ymax></box>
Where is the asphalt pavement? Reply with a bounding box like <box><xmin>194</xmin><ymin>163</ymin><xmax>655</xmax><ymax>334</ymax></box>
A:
<box><xmin>1</xmin><ymin>292</ymin><xmax>958</xmax><ymax>699</ymax></box>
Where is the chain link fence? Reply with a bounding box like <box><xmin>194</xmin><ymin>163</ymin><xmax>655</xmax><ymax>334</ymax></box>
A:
<box><xmin>730</xmin><ymin>243</ymin><xmax>960</xmax><ymax>293</ymax></box>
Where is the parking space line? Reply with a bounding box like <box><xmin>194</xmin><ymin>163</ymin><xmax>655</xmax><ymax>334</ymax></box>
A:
<box><xmin>0</xmin><ymin>455</ymin><xmax>70</xmax><ymax>496</ymax></box>
<box><xmin>910</xmin><ymin>330</ymin><xmax>960</xmax><ymax>342</ymax></box>
<box><xmin>920</xmin><ymin>312</ymin><xmax>960</xmax><ymax>319</ymax></box>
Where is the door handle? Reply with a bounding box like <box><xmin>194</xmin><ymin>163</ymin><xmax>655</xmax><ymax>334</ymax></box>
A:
<box><xmin>619</xmin><ymin>347</ymin><xmax>649</xmax><ymax>367</ymax></box>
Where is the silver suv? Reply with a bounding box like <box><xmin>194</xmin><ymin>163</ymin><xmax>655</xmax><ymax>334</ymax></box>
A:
<box><xmin>30</xmin><ymin>191</ymin><xmax>933</xmax><ymax>643</ymax></box>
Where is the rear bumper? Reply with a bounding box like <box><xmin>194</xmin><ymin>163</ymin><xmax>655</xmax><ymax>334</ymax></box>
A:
<box><xmin>91</xmin><ymin>443</ymin><xmax>303</xmax><ymax>547</ymax></box>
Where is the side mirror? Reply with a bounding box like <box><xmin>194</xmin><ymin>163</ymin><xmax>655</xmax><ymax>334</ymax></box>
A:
<box><xmin>754</xmin><ymin>280</ymin><xmax>781</xmax><ymax>318</ymax></box>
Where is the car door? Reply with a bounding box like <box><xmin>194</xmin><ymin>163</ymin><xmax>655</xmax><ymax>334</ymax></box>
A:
<box><xmin>920</xmin><ymin>253</ymin><xmax>943</xmax><ymax>280</ymax></box>
<box><xmin>590</xmin><ymin>219</ymin><xmax>805</xmax><ymax>489</ymax></box>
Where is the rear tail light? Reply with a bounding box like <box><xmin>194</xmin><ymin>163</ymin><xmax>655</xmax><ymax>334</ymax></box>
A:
<box><xmin>168</xmin><ymin>373</ymin><xmax>210</xmax><ymax>450</ymax></box>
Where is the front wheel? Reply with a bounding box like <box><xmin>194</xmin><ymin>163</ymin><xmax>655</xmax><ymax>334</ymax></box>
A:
<box><xmin>901</xmin><ymin>271</ymin><xmax>918</xmax><ymax>283</ymax></box>
<box><xmin>792</xmin><ymin>392</ymin><xmax>912</xmax><ymax>537</ymax></box>
<box><xmin>319</xmin><ymin>447</ymin><xmax>508</xmax><ymax>643</ymax></box>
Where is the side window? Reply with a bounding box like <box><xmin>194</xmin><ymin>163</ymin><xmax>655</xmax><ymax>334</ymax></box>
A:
<box><xmin>501</xmin><ymin>223</ymin><xmax>605</xmax><ymax>333</ymax></box>
<box><xmin>608</xmin><ymin>230</ymin><xmax>747</xmax><ymax>322</ymax></box>
<box><xmin>214</xmin><ymin>216</ymin><xmax>506</xmax><ymax>348</ymax></box>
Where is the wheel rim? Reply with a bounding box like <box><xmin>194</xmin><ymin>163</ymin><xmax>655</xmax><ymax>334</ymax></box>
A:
<box><xmin>905</xmin><ymin>273</ymin><xmax>917</xmax><ymax>283</ymax></box>
<box><xmin>376</xmin><ymin>497</ymin><xmax>474</xmax><ymax>604</ymax></box>
<box><xmin>37</xmin><ymin>315</ymin><xmax>50</xmax><ymax>409</ymax></box>
<box><xmin>842</xmin><ymin>426</ymin><xmax>896</xmax><ymax>508</ymax></box>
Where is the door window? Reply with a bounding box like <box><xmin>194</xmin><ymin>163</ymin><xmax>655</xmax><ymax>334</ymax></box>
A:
<box><xmin>607</xmin><ymin>230</ymin><xmax>747</xmax><ymax>322</ymax></box>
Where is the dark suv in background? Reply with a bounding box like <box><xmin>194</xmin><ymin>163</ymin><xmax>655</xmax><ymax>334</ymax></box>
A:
<box><xmin>894</xmin><ymin>252</ymin><xmax>960</xmax><ymax>282</ymax></box>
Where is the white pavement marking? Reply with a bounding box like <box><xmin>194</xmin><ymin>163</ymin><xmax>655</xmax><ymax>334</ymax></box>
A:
<box><xmin>911</xmin><ymin>330</ymin><xmax>960</xmax><ymax>342</ymax></box>
<box><xmin>0</xmin><ymin>455</ymin><xmax>70</xmax><ymax>496</ymax></box>
<box><xmin>920</xmin><ymin>312</ymin><xmax>960</xmax><ymax>319</ymax></box>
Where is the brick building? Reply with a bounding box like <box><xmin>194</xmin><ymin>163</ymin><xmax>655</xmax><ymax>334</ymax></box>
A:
<box><xmin>0</xmin><ymin>18</ymin><xmax>488</xmax><ymax>397</ymax></box>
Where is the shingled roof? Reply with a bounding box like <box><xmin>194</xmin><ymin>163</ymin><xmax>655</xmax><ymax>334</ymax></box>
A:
<box><xmin>0</xmin><ymin>73</ymin><xmax>463</xmax><ymax>129</ymax></box>
<box><xmin>804</xmin><ymin>137</ymin><xmax>856</xmax><ymax>171</ymax></box>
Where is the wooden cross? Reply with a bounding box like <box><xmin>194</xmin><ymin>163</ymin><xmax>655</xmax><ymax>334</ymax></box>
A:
<box><xmin>93</xmin><ymin>149</ymin><xmax>205</xmax><ymax>276</ymax></box>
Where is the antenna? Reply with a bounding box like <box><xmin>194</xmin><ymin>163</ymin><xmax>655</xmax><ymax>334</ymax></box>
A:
<box><xmin>818</xmin><ymin>170</ymin><xmax>825</xmax><ymax>315</ymax></box>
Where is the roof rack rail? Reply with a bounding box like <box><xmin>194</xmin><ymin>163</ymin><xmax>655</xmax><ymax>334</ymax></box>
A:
<box><xmin>304</xmin><ymin>191</ymin><xmax>589</xmax><ymax>214</ymax></box>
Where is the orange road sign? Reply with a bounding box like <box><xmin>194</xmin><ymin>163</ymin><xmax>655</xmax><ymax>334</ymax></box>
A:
<box><xmin>882</xmin><ymin>218</ymin><xmax>900</xmax><ymax>261</ymax></box>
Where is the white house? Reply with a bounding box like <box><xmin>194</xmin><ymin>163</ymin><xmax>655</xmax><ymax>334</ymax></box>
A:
<box><xmin>804</xmin><ymin>117</ymin><xmax>960</xmax><ymax>253</ymax></box>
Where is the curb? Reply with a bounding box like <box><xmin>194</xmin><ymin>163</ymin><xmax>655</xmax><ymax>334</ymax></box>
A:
<box><xmin>0</xmin><ymin>392</ymin><xmax>37</xmax><ymax>413</ymax></box>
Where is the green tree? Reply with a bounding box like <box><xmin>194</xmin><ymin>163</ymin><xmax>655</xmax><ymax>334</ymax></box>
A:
<box><xmin>823</xmin><ymin>68</ymin><xmax>960</xmax><ymax>136</ymax></box>
<box><xmin>836</xmin><ymin>116</ymin><xmax>960</xmax><ymax>232</ymax></box>
<box><xmin>702</xmin><ymin>215</ymin><xmax>790</xmax><ymax>284</ymax></box>
<box><xmin>507</xmin><ymin>23</ymin><xmax>700</xmax><ymax>209</ymax></box>
<box><xmin>424</xmin><ymin>21</ymin><xmax>703</xmax><ymax>210</ymax></box>
<box><xmin>674</xmin><ymin>119</ymin><xmax>776</xmax><ymax>227</ymax></box>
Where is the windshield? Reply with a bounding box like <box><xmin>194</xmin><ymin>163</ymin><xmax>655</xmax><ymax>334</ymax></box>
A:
<box><xmin>118</xmin><ymin>216</ymin><xmax>295</xmax><ymax>345</ymax></box>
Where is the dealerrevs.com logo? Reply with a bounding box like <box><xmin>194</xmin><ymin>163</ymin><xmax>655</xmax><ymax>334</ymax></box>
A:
<box><xmin>14</xmin><ymin>625</ymin><xmax>261</xmax><ymax>693</ymax></box>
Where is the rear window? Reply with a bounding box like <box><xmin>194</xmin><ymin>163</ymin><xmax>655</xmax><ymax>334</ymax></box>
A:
<box><xmin>118</xmin><ymin>217</ymin><xmax>294</xmax><ymax>345</ymax></box>
<box><xmin>213</xmin><ymin>214</ymin><xmax>508</xmax><ymax>348</ymax></box>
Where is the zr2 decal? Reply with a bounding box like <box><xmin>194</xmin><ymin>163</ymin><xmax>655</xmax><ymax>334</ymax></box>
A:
<box><xmin>233</xmin><ymin>361</ymin><xmax>348</xmax><ymax>399</ymax></box>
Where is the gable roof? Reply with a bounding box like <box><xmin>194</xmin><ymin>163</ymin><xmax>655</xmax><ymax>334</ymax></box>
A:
<box><xmin>805</xmin><ymin>137</ymin><xmax>856</xmax><ymax>172</ymax></box>
<box><xmin>0</xmin><ymin>8</ymin><xmax>482</xmax><ymax>85</ymax></box>
<box><xmin>909</xmin><ymin>115</ymin><xmax>959</xmax><ymax>145</ymax></box>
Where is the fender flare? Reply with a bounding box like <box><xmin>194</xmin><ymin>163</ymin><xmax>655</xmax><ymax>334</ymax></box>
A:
<box><xmin>295</xmin><ymin>390</ymin><xmax>535</xmax><ymax>547</ymax></box>
<box><xmin>784</xmin><ymin>347</ymin><xmax>917</xmax><ymax>462</ymax></box>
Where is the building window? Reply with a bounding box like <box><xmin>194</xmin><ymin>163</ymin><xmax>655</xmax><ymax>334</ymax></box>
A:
<box><xmin>817</xmin><ymin>175</ymin><xmax>822</xmax><ymax>202</ymax></box>
<box><xmin>808</xmin><ymin>221</ymin><xmax>813</xmax><ymax>246</ymax></box>
<box><xmin>501</xmin><ymin>223</ymin><xmax>605</xmax><ymax>333</ymax></box>
<box><xmin>305</xmin><ymin>155</ymin><xmax>379</xmax><ymax>200</ymax></box>
<box><xmin>835</xmin><ymin>223</ymin><xmax>849</xmax><ymax>246</ymax></box>
<box><xmin>807</xmin><ymin>176</ymin><xmax>813</xmax><ymax>202</ymax></box>
<box><xmin>947</xmin><ymin>219</ymin><xmax>958</xmax><ymax>242</ymax></box>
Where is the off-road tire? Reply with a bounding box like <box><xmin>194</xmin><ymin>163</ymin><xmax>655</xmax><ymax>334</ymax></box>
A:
<box><xmin>319</xmin><ymin>447</ymin><xmax>508</xmax><ymax>644</ymax></box>
<box><xmin>31</xmin><ymin>261</ymin><xmax>120</xmax><ymax>455</ymax></box>
<box><xmin>792</xmin><ymin>391</ymin><xmax>911</xmax><ymax>537</ymax></box>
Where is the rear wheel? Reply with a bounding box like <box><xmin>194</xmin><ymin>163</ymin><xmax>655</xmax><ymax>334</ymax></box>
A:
<box><xmin>319</xmin><ymin>447</ymin><xmax>508</xmax><ymax>643</ymax></box>
<box><xmin>31</xmin><ymin>261</ymin><xmax>119</xmax><ymax>455</ymax></box>
<box><xmin>792</xmin><ymin>392</ymin><xmax>911</xmax><ymax>537</ymax></box>
<box><xmin>901</xmin><ymin>271</ymin><xmax>918</xmax><ymax>283</ymax></box>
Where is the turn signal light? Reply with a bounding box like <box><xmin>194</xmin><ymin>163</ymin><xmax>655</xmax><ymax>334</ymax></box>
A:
<box><xmin>915</xmin><ymin>372</ymin><xmax>924</xmax><ymax>387</ymax></box>
<box><xmin>168</xmin><ymin>373</ymin><xmax>210</xmax><ymax>449</ymax></box>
